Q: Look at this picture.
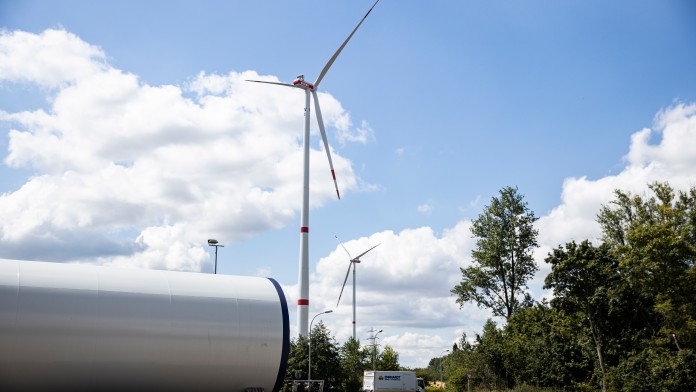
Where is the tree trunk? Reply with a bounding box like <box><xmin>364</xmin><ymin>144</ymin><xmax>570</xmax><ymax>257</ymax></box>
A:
<box><xmin>588</xmin><ymin>316</ymin><xmax>607</xmax><ymax>392</ymax></box>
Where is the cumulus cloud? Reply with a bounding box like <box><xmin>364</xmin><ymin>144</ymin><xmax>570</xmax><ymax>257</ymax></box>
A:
<box><xmin>304</xmin><ymin>221</ymin><xmax>492</xmax><ymax>366</ymax></box>
<box><xmin>537</xmin><ymin>101</ymin><xmax>696</xmax><ymax>250</ymax></box>
<box><xmin>0</xmin><ymin>29</ymin><xmax>107</xmax><ymax>88</ymax></box>
<box><xmin>0</xmin><ymin>28</ymin><xmax>364</xmax><ymax>270</ymax></box>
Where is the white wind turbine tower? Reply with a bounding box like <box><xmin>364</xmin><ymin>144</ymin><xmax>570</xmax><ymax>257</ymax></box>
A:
<box><xmin>335</xmin><ymin>235</ymin><xmax>380</xmax><ymax>340</ymax></box>
<box><xmin>247</xmin><ymin>0</ymin><xmax>381</xmax><ymax>337</ymax></box>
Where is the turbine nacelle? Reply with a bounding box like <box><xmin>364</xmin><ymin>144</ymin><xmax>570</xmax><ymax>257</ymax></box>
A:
<box><xmin>293</xmin><ymin>75</ymin><xmax>315</xmax><ymax>90</ymax></box>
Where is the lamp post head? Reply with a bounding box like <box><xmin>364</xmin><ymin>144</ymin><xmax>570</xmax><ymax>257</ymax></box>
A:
<box><xmin>208</xmin><ymin>239</ymin><xmax>218</xmax><ymax>245</ymax></box>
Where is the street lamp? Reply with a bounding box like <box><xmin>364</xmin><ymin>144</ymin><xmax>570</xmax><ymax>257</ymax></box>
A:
<box><xmin>439</xmin><ymin>349</ymin><xmax>450</xmax><ymax>384</ymax></box>
<box><xmin>308</xmin><ymin>310</ymin><xmax>333</xmax><ymax>381</ymax></box>
<box><xmin>372</xmin><ymin>329</ymin><xmax>383</xmax><ymax>371</ymax></box>
<box><xmin>208</xmin><ymin>239</ymin><xmax>224</xmax><ymax>274</ymax></box>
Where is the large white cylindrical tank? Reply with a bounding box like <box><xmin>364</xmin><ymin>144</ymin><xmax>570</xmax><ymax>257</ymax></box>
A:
<box><xmin>0</xmin><ymin>259</ymin><xmax>289</xmax><ymax>392</ymax></box>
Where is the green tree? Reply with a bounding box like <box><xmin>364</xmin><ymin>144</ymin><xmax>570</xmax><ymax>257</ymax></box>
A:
<box><xmin>544</xmin><ymin>241</ymin><xmax>620</xmax><ymax>392</ymax></box>
<box><xmin>283</xmin><ymin>322</ymin><xmax>345</xmax><ymax>392</ymax></box>
<box><xmin>377</xmin><ymin>345</ymin><xmax>400</xmax><ymax>371</ymax></box>
<box><xmin>504</xmin><ymin>302</ymin><xmax>592</xmax><ymax>390</ymax></box>
<box><xmin>340</xmin><ymin>337</ymin><xmax>369</xmax><ymax>392</ymax></box>
<box><xmin>284</xmin><ymin>335</ymin><xmax>309</xmax><ymax>390</ymax></box>
<box><xmin>608</xmin><ymin>346</ymin><xmax>696</xmax><ymax>391</ymax></box>
<box><xmin>596</xmin><ymin>182</ymin><xmax>696</xmax><ymax>390</ymax></box>
<box><xmin>452</xmin><ymin>186</ymin><xmax>539</xmax><ymax>319</ymax></box>
<box><xmin>473</xmin><ymin>319</ymin><xmax>509</xmax><ymax>389</ymax></box>
<box><xmin>597</xmin><ymin>182</ymin><xmax>696</xmax><ymax>350</ymax></box>
<box><xmin>443</xmin><ymin>334</ymin><xmax>475</xmax><ymax>392</ymax></box>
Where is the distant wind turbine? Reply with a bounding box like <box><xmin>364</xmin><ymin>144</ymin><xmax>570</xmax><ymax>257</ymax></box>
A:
<box><xmin>247</xmin><ymin>0</ymin><xmax>381</xmax><ymax>337</ymax></box>
<box><xmin>335</xmin><ymin>235</ymin><xmax>380</xmax><ymax>340</ymax></box>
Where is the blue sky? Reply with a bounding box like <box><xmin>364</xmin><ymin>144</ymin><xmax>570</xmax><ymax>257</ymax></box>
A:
<box><xmin>2</xmin><ymin>0</ymin><xmax>696</xmax><ymax>367</ymax></box>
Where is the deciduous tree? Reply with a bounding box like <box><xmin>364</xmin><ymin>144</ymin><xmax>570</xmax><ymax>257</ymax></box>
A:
<box><xmin>340</xmin><ymin>337</ymin><xmax>369</xmax><ymax>392</ymax></box>
<box><xmin>597</xmin><ymin>182</ymin><xmax>696</xmax><ymax>350</ymax></box>
<box><xmin>544</xmin><ymin>241</ymin><xmax>620</xmax><ymax>392</ymax></box>
<box><xmin>283</xmin><ymin>322</ymin><xmax>345</xmax><ymax>392</ymax></box>
<box><xmin>451</xmin><ymin>186</ymin><xmax>538</xmax><ymax>319</ymax></box>
<box><xmin>377</xmin><ymin>345</ymin><xmax>400</xmax><ymax>371</ymax></box>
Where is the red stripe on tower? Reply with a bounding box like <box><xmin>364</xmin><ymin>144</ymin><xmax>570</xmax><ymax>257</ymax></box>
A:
<box><xmin>300</xmin><ymin>227</ymin><xmax>309</xmax><ymax>233</ymax></box>
<box><xmin>298</xmin><ymin>299</ymin><xmax>309</xmax><ymax>305</ymax></box>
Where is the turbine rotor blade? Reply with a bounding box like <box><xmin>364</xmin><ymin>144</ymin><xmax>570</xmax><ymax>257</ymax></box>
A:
<box><xmin>335</xmin><ymin>235</ymin><xmax>353</xmax><ymax>259</ymax></box>
<box><xmin>312</xmin><ymin>91</ymin><xmax>340</xmax><ymax>199</ymax></box>
<box><xmin>353</xmin><ymin>243</ymin><xmax>380</xmax><ymax>261</ymax></box>
<box><xmin>314</xmin><ymin>0</ymin><xmax>381</xmax><ymax>88</ymax></box>
<box><xmin>246</xmin><ymin>79</ymin><xmax>298</xmax><ymax>88</ymax></box>
<box><xmin>336</xmin><ymin>261</ymin><xmax>354</xmax><ymax>307</ymax></box>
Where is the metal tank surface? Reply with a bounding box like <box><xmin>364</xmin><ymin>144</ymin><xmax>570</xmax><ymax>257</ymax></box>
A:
<box><xmin>0</xmin><ymin>259</ymin><xmax>289</xmax><ymax>392</ymax></box>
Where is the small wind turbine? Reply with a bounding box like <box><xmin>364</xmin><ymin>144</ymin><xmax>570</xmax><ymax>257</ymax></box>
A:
<box><xmin>335</xmin><ymin>235</ymin><xmax>380</xmax><ymax>340</ymax></box>
<box><xmin>247</xmin><ymin>0</ymin><xmax>381</xmax><ymax>338</ymax></box>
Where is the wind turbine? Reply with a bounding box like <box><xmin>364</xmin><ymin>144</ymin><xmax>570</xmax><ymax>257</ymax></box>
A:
<box><xmin>247</xmin><ymin>0</ymin><xmax>380</xmax><ymax>337</ymax></box>
<box><xmin>335</xmin><ymin>235</ymin><xmax>380</xmax><ymax>340</ymax></box>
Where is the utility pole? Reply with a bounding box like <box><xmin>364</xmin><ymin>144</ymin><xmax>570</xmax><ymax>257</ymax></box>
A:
<box><xmin>367</xmin><ymin>327</ymin><xmax>383</xmax><ymax>371</ymax></box>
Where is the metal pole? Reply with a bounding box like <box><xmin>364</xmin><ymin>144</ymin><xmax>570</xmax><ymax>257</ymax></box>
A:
<box><xmin>373</xmin><ymin>340</ymin><xmax>376</xmax><ymax>371</ymax></box>
<box><xmin>308</xmin><ymin>330</ymin><xmax>311</xmax><ymax>382</ymax></box>
<box><xmin>370</xmin><ymin>329</ymin><xmax>382</xmax><ymax>371</ymax></box>
<box><xmin>214</xmin><ymin>246</ymin><xmax>218</xmax><ymax>274</ymax></box>
<box><xmin>352</xmin><ymin>260</ymin><xmax>356</xmax><ymax>340</ymax></box>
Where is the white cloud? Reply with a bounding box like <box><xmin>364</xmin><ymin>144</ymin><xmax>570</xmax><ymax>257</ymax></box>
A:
<box><xmin>337</xmin><ymin>120</ymin><xmax>375</xmax><ymax>145</ymax></box>
<box><xmin>103</xmin><ymin>223</ymin><xmax>209</xmax><ymax>271</ymax></box>
<box><xmin>255</xmin><ymin>266</ymin><xmax>273</xmax><ymax>277</ymax></box>
<box><xmin>305</xmin><ymin>221</ymin><xmax>486</xmax><ymax>367</ymax></box>
<box><xmin>627</xmin><ymin>103</ymin><xmax>696</xmax><ymax>170</ymax></box>
<box><xmin>417</xmin><ymin>203</ymin><xmax>432</xmax><ymax>215</ymax></box>
<box><xmin>0</xmin><ymin>29</ymin><xmax>107</xmax><ymax>88</ymax></box>
<box><xmin>0</xmin><ymin>28</ymin><xmax>367</xmax><ymax>270</ymax></box>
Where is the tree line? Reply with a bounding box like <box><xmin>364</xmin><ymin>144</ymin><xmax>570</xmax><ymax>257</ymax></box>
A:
<box><xmin>446</xmin><ymin>183</ymin><xmax>695</xmax><ymax>391</ymax></box>
<box><xmin>282</xmin><ymin>322</ymin><xmax>402</xmax><ymax>392</ymax></box>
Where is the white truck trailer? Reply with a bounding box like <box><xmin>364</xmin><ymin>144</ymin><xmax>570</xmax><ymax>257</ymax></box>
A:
<box><xmin>363</xmin><ymin>371</ymin><xmax>425</xmax><ymax>392</ymax></box>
